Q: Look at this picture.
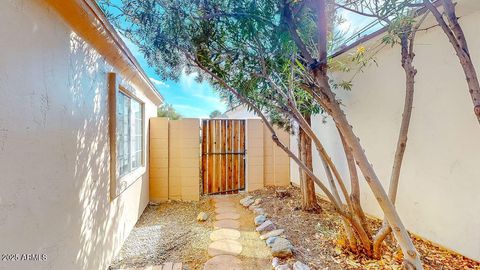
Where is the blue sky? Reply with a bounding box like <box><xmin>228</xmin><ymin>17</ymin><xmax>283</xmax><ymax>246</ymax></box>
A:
<box><xmin>120</xmin><ymin>37</ymin><xmax>227</xmax><ymax>118</ymax></box>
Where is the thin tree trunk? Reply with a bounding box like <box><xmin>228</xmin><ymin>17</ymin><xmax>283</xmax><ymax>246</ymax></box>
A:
<box><xmin>339</xmin><ymin>129</ymin><xmax>369</xmax><ymax>234</ymax></box>
<box><xmin>309</xmin><ymin>82</ymin><xmax>422</xmax><ymax>269</ymax></box>
<box><xmin>424</xmin><ymin>0</ymin><xmax>480</xmax><ymax>124</ymax></box>
<box><xmin>302</xmin><ymin>0</ymin><xmax>422</xmax><ymax>265</ymax></box>
<box><xmin>373</xmin><ymin>32</ymin><xmax>417</xmax><ymax>258</ymax></box>
<box><xmin>298</xmin><ymin>115</ymin><xmax>319</xmax><ymax>211</ymax></box>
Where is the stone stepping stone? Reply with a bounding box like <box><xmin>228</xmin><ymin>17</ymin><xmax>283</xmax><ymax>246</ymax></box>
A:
<box><xmin>215</xmin><ymin>202</ymin><xmax>235</xmax><ymax>208</ymax></box>
<box><xmin>216</xmin><ymin>212</ymin><xmax>240</xmax><ymax>220</ymax></box>
<box><xmin>212</xmin><ymin>197</ymin><xmax>234</xmax><ymax>203</ymax></box>
<box><xmin>214</xmin><ymin>219</ymin><xmax>240</xmax><ymax>229</ymax></box>
<box><xmin>204</xmin><ymin>255</ymin><xmax>243</xmax><ymax>270</ymax></box>
<box><xmin>210</xmin><ymin>228</ymin><xmax>241</xmax><ymax>241</ymax></box>
<box><xmin>214</xmin><ymin>207</ymin><xmax>237</xmax><ymax>214</ymax></box>
<box><xmin>208</xmin><ymin>239</ymin><xmax>243</xmax><ymax>257</ymax></box>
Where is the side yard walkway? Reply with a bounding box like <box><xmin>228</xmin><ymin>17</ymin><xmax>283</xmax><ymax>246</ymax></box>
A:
<box><xmin>205</xmin><ymin>196</ymin><xmax>271</xmax><ymax>269</ymax></box>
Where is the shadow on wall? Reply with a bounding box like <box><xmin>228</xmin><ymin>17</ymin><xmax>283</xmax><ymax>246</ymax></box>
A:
<box><xmin>0</xmin><ymin>4</ymin><xmax>148</xmax><ymax>268</ymax></box>
<box><xmin>55</xmin><ymin>31</ymin><xmax>142</xmax><ymax>269</ymax></box>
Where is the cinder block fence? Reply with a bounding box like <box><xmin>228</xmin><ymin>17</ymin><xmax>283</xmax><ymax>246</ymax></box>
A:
<box><xmin>149</xmin><ymin>118</ymin><xmax>290</xmax><ymax>202</ymax></box>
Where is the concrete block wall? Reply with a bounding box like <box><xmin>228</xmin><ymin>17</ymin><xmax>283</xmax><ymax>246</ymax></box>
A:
<box><xmin>170</xmin><ymin>119</ymin><xmax>200</xmax><ymax>201</ymax></box>
<box><xmin>149</xmin><ymin>118</ymin><xmax>200</xmax><ymax>202</ymax></box>
<box><xmin>263</xmin><ymin>125</ymin><xmax>290</xmax><ymax>187</ymax></box>
<box><xmin>272</xmin><ymin>126</ymin><xmax>290</xmax><ymax>186</ymax></box>
<box><xmin>246</xmin><ymin>119</ymin><xmax>265</xmax><ymax>191</ymax></box>
<box><xmin>149</xmin><ymin>118</ymin><xmax>169</xmax><ymax>202</ymax></box>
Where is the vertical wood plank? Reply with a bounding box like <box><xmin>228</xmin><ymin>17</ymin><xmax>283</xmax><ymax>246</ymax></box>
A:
<box><xmin>208</xmin><ymin>120</ymin><xmax>214</xmax><ymax>194</ymax></box>
<box><xmin>201</xmin><ymin>120</ymin><xmax>207</xmax><ymax>194</ymax></box>
<box><xmin>215</xmin><ymin>120</ymin><xmax>221</xmax><ymax>193</ymax></box>
<box><xmin>233</xmin><ymin>120</ymin><xmax>239</xmax><ymax>190</ymax></box>
<box><xmin>239</xmin><ymin>120</ymin><xmax>246</xmax><ymax>190</ymax></box>
<box><xmin>221</xmin><ymin>120</ymin><xmax>227</xmax><ymax>193</ymax></box>
<box><xmin>226</xmin><ymin>121</ymin><xmax>232</xmax><ymax>193</ymax></box>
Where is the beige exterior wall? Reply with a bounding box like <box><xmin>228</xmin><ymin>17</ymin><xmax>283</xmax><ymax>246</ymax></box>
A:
<box><xmin>169</xmin><ymin>119</ymin><xmax>201</xmax><ymax>201</ymax></box>
<box><xmin>225</xmin><ymin>105</ymin><xmax>260</xmax><ymax>119</ymax></box>
<box><xmin>246</xmin><ymin>119</ymin><xmax>264</xmax><ymax>191</ymax></box>
<box><xmin>291</xmin><ymin>5</ymin><xmax>480</xmax><ymax>260</ymax></box>
<box><xmin>150</xmin><ymin>118</ymin><xmax>169</xmax><ymax>202</ymax></box>
<box><xmin>264</xmin><ymin>125</ymin><xmax>290</xmax><ymax>187</ymax></box>
<box><xmin>0</xmin><ymin>2</ymin><xmax>160</xmax><ymax>270</ymax></box>
<box><xmin>149</xmin><ymin>118</ymin><xmax>200</xmax><ymax>202</ymax></box>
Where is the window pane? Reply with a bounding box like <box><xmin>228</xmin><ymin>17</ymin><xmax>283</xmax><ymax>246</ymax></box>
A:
<box><xmin>116</xmin><ymin>91</ymin><xmax>143</xmax><ymax>176</ymax></box>
<box><xmin>130</xmin><ymin>99</ymin><xmax>143</xmax><ymax>169</ymax></box>
<box><xmin>117</xmin><ymin>92</ymin><xmax>131</xmax><ymax>177</ymax></box>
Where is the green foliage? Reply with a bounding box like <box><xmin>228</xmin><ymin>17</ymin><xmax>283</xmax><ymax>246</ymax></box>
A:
<box><xmin>209</xmin><ymin>110</ymin><xmax>223</xmax><ymax>118</ymax></box>
<box><xmin>98</xmin><ymin>0</ymin><xmax>351</xmax><ymax>133</ymax></box>
<box><xmin>157</xmin><ymin>103</ymin><xmax>182</xmax><ymax>120</ymax></box>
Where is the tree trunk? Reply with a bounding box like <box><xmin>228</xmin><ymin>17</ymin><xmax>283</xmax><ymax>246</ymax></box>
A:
<box><xmin>424</xmin><ymin>0</ymin><xmax>480</xmax><ymax>124</ymax></box>
<box><xmin>373</xmin><ymin>32</ymin><xmax>417</xmax><ymax>258</ymax></box>
<box><xmin>298</xmin><ymin>115</ymin><xmax>319</xmax><ymax>211</ymax></box>
<box><xmin>339</xmin><ymin>129</ymin><xmax>369</xmax><ymax>234</ymax></box>
<box><xmin>308</xmin><ymin>76</ymin><xmax>423</xmax><ymax>269</ymax></box>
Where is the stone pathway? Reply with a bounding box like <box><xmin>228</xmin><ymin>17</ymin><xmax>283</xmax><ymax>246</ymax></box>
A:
<box><xmin>119</xmin><ymin>262</ymin><xmax>183</xmax><ymax>270</ymax></box>
<box><xmin>204</xmin><ymin>196</ymin><xmax>271</xmax><ymax>270</ymax></box>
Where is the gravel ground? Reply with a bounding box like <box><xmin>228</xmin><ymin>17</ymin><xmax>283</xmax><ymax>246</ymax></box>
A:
<box><xmin>109</xmin><ymin>198</ymin><xmax>215</xmax><ymax>270</ymax></box>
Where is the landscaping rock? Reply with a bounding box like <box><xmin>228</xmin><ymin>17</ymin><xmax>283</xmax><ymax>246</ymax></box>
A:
<box><xmin>260</xmin><ymin>229</ymin><xmax>285</xmax><ymax>240</ymax></box>
<box><xmin>254</xmin><ymin>214</ymin><xmax>267</xmax><ymax>225</ymax></box>
<box><xmin>253</xmin><ymin>208</ymin><xmax>265</xmax><ymax>215</ymax></box>
<box><xmin>239</xmin><ymin>196</ymin><xmax>253</xmax><ymax>205</ymax></box>
<box><xmin>293</xmin><ymin>261</ymin><xmax>310</xmax><ymax>270</ymax></box>
<box><xmin>275</xmin><ymin>264</ymin><xmax>291</xmax><ymax>270</ymax></box>
<box><xmin>248</xmin><ymin>204</ymin><xmax>257</xmax><ymax>211</ymax></box>
<box><xmin>256</xmin><ymin>220</ymin><xmax>276</xmax><ymax>233</ymax></box>
<box><xmin>197</xmin><ymin>212</ymin><xmax>209</xmax><ymax>221</ymax></box>
<box><xmin>240</xmin><ymin>198</ymin><xmax>254</xmax><ymax>207</ymax></box>
<box><xmin>271</xmin><ymin>238</ymin><xmax>293</xmax><ymax>258</ymax></box>
<box><xmin>266</xmin><ymin>236</ymin><xmax>278</xmax><ymax>247</ymax></box>
<box><xmin>254</xmin><ymin>198</ymin><xmax>262</xmax><ymax>205</ymax></box>
<box><xmin>272</xmin><ymin>257</ymin><xmax>280</xmax><ymax>268</ymax></box>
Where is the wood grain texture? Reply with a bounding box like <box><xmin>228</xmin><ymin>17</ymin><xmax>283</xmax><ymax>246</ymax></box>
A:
<box><xmin>239</xmin><ymin>120</ymin><xmax>246</xmax><ymax>190</ymax></box>
<box><xmin>202</xmin><ymin>120</ymin><xmax>208</xmax><ymax>194</ymax></box>
<box><xmin>201</xmin><ymin>119</ymin><xmax>246</xmax><ymax>195</ymax></box>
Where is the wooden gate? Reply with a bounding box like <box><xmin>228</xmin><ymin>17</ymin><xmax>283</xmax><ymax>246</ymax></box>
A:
<box><xmin>201</xmin><ymin>119</ymin><xmax>246</xmax><ymax>195</ymax></box>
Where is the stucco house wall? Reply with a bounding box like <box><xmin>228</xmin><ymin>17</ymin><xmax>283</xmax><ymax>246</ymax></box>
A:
<box><xmin>0</xmin><ymin>1</ymin><xmax>161</xmax><ymax>270</ymax></box>
<box><xmin>290</xmin><ymin>3</ymin><xmax>480</xmax><ymax>260</ymax></box>
<box><xmin>224</xmin><ymin>105</ymin><xmax>260</xmax><ymax>119</ymax></box>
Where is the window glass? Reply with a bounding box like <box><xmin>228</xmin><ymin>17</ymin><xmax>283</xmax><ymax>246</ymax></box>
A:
<box><xmin>116</xmin><ymin>91</ymin><xmax>143</xmax><ymax>177</ymax></box>
<box><xmin>131</xmin><ymin>99</ymin><xmax>143</xmax><ymax>170</ymax></box>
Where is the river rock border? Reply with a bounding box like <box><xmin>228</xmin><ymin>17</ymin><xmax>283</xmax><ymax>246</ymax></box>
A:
<box><xmin>240</xmin><ymin>195</ymin><xmax>311</xmax><ymax>270</ymax></box>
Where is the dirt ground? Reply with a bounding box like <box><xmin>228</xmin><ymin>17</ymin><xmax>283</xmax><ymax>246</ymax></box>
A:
<box><xmin>250</xmin><ymin>186</ymin><xmax>480</xmax><ymax>270</ymax></box>
<box><xmin>108</xmin><ymin>198</ymin><xmax>215</xmax><ymax>270</ymax></box>
<box><xmin>108</xmin><ymin>195</ymin><xmax>271</xmax><ymax>270</ymax></box>
<box><xmin>109</xmin><ymin>186</ymin><xmax>479</xmax><ymax>270</ymax></box>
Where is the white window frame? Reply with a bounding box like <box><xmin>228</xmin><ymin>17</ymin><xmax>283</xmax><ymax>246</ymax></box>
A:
<box><xmin>117</xmin><ymin>87</ymin><xmax>145</xmax><ymax>176</ymax></box>
<box><xmin>109</xmin><ymin>73</ymin><xmax>146</xmax><ymax>200</ymax></box>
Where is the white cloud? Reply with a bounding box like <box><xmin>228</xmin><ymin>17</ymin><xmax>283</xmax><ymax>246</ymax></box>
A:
<box><xmin>149</xmin><ymin>77</ymin><xmax>170</xmax><ymax>88</ymax></box>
